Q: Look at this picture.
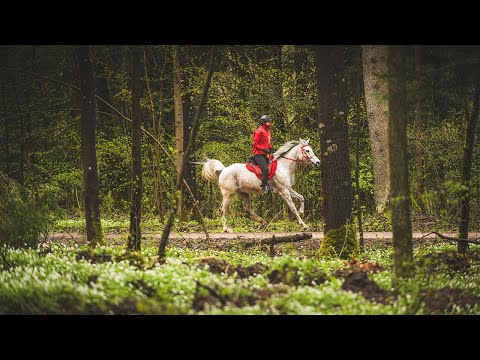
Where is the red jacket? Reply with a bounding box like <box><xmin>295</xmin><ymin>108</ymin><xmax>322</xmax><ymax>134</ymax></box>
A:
<box><xmin>252</xmin><ymin>124</ymin><xmax>272</xmax><ymax>155</ymax></box>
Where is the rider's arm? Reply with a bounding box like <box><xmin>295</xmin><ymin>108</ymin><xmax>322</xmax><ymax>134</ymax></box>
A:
<box><xmin>253</xmin><ymin>130</ymin><xmax>265</xmax><ymax>152</ymax></box>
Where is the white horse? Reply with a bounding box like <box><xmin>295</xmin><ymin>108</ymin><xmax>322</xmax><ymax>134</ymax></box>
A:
<box><xmin>200</xmin><ymin>138</ymin><xmax>321</xmax><ymax>233</ymax></box>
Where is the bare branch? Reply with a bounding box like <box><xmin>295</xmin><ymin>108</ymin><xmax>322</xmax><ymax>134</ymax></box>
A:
<box><xmin>416</xmin><ymin>231</ymin><xmax>480</xmax><ymax>245</ymax></box>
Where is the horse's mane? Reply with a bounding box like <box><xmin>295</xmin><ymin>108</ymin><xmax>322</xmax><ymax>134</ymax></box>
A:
<box><xmin>273</xmin><ymin>140</ymin><xmax>299</xmax><ymax>159</ymax></box>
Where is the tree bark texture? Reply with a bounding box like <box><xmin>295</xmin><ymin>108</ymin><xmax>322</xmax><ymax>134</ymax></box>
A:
<box><xmin>74</xmin><ymin>45</ymin><xmax>106</xmax><ymax>247</ymax></box>
<box><xmin>458</xmin><ymin>79</ymin><xmax>480</xmax><ymax>253</ymax></box>
<box><xmin>173</xmin><ymin>45</ymin><xmax>184</xmax><ymax>215</ymax></box>
<box><xmin>388</xmin><ymin>45</ymin><xmax>413</xmax><ymax>278</ymax></box>
<box><xmin>413</xmin><ymin>45</ymin><xmax>425</xmax><ymax>204</ymax></box>
<box><xmin>95</xmin><ymin>61</ymin><xmax>115</xmax><ymax>134</ymax></box>
<box><xmin>2</xmin><ymin>82</ymin><xmax>10</xmax><ymax>174</ymax></box>
<box><xmin>355</xmin><ymin>69</ymin><xmax>364</xmax><ymax>252</ymax></box>
<box><xmin>362</xmin><ymin>45</ymin><xmax>390</xmax><ymax>214</ymax></box>
<box><xmin>183</xmin><ymin>93</ymin><xmax>198</xmax><ymax>219</ymax></box>
<box><xmin>128</xmin><ymin>45</ymin><xmax>144</xmax><ymax>252</ymax></box>
<box><xmin>315</xmin><ymin>45</ymin><xmax>354</xmax><ymax>233</ymax></box>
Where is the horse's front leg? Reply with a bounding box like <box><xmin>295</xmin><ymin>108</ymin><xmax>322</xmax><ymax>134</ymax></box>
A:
<box><xmin>279</xmin><ymin>189</ymin><xmax>309</xmax><ymax>230</ymax></box>
<box><xmin>289</xmin><ymin>188</ymin><xmax>305</xmax><ymax>214</ymax></box>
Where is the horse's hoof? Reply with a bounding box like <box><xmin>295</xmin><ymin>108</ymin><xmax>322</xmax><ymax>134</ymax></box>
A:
<box><xmin>299</xmin><ymin>210</ymin><xmax>305</xmax><ymax>215</ymax></box>
<box><xmin>224</xmin><ymin>227</ymin><xmax>234</xmax><ymax>233</ymax></box>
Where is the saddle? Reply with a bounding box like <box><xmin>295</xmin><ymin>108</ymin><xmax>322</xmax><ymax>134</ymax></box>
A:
<box><xmin>246</xmin><ymin>156</ymin><xmax>278</xmax><ymax>179</ymax></box>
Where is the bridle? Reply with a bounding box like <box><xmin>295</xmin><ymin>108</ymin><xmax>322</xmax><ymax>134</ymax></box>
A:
<box><xmin>278</xmin><ymin>144</ymin><xmax>315</xmax><ymax>163</ymax></box>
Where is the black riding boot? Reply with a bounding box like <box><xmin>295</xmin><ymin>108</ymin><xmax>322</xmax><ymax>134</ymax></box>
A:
<box><xmin>254</xmin><ymin>154</ymin><xmax>271</xmax><ymax>194</ymax></box>
<box><xmin>261</xmin><ymin>169</ymin><xmax>270</xmax><ymax>192</ymax></box>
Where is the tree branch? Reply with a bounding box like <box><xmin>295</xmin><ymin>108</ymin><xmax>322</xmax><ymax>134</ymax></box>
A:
<box><xmin>416</xmin><ymin>231</ymin><xmax>480</xmax><ymax>245</ymax></box>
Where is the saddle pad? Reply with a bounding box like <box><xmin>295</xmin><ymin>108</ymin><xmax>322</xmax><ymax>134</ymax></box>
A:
<box><xmin>246</xmin><ymin>160</ymin><xmax>277</xmax><ymax>180</ymax></box>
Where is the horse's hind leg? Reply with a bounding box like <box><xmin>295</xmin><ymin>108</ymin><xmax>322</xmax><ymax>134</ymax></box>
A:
<box><xmin>279</xmin><ymin>189</ymin><xmax>309</xmax><ymax>230</ymax></box>
<box><xmin>289</xmin><ymin>188</ymin><xmax>305</xmax><ymax>214</ymax></box>
<box><xmin>221</xmin><ymin>191</ymin><xmax>235</xmax><ymax>233</ymax></box>
<box><xmin>237</xmin><ymin>190</ymin><xmax>268</xmax><ymax>226</ymax></box>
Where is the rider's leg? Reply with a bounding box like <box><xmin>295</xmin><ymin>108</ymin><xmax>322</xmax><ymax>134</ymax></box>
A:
<box><xmin>254</xmin><ymin>154</ymin><xmax>269</xmax><ymax>191</ymax></box>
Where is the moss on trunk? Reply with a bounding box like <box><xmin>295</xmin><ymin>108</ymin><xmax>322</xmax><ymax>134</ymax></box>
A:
<box><xmin>90</xmin><ymin>219</ymin><xmax>106</xmax><ymax>247</ymax></box>
<box><xmin>319</xmin><ymin>224</ymin><xmax>359</xmax><ymax>259</ymax></box>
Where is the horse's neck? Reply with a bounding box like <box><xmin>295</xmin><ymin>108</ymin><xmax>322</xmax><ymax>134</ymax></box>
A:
<box><xmin>277</xmin><ymin>146</ymin><xmax>299</xmax><ymax>175</ymax></box>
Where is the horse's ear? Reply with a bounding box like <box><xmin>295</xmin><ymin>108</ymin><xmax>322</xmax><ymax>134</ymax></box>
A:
<box><xmin>299</xmin><ymin>138</ymin><xmax>304</xmax><ymax>144</ymax></box>
<box><xmin>306</xmin><ymin>138</ymin><xmax>310</xmax><ymax>144</ymax></box>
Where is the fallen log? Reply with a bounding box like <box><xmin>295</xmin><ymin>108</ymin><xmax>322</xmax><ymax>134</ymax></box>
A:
<box><xmin>220</xmin><ymin>232</ymin><xmax>312</xmax><ymax>250</ymax></box>
<box><xmin>416</xmin><ymin>231</ymin><xmax>480</xmax><ymax>245</ymax></box>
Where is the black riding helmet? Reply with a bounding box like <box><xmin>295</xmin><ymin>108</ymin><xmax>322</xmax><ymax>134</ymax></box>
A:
<box><xmin>259</xmin><ymin>114</ymin><xmax>272</xmax><ymax>124</ymax></box>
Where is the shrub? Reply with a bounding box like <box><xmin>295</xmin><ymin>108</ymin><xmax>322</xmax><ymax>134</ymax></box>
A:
<box><xmin>0</xmin><ymin>173</ymin><xmax>63</xmax><ymax>249</ymax></box>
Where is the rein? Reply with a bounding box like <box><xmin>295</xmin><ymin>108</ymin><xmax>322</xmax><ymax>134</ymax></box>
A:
<box><xmin>278</xmin><ymin>144</ymin><xmax>314</xmax><ymax>163</ymax></box>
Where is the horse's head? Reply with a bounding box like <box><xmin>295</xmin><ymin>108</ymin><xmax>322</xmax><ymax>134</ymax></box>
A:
<box><xmin>299</xmin><ymin>138</ymin><xmax>321</xmax><ymax>168</ymax></box>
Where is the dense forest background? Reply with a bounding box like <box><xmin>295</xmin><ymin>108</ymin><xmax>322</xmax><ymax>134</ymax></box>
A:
<box><xmin>1</xmin><ymin>45</ymin><xmax>479</xmax><ymax>235</ymax></box>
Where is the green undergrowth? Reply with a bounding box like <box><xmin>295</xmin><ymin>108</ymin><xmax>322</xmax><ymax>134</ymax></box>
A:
<box><xmin>54</xmin><ymin>213</ymin><xmax>475</xmax><ymax>235</ymax></box>
<box><xmin>1</xmin><ymin>241</ymin><xmax>480</xmax><ymax>315</ymax></box>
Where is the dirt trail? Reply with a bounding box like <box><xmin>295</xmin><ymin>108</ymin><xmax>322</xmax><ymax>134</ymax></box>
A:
<box><xmin>42</xmin><ymin>230</ymin><xmax>480</xmax><ymax>255</ymax></box>
<box><xmin>165</xmin><ymin>231</ymin><xmax>480</xmax><ymax>241</ymax></box>
<box><xmin>45</xmin><ymin>230</ymin><xmax>480</xmax><ymax>244</ymax></box>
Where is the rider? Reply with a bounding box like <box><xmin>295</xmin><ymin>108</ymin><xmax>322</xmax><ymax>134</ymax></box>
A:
<box><xmin>252</xmin><ymin>114</ymin><xmax>274</xmax><ymax>194</ymax></box>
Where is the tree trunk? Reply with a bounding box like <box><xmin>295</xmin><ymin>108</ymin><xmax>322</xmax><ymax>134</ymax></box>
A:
<box><xmin>361</xmin><ymin>45</ymin><xmax>390</xmax><ymax>213</ymax></box>
<box><xmin>315</xmin><ymin>45</ymin><xmax>354</xmax><ymax>233</ymax></box>
<box><xmin>414</xmin><ymin>45</ymin><xmax>425</xmax><ymax>209</ymax></box>
<box><xmin>19</xmin><ymin>92</ymin><xmax>25</xmax><ymax>185</ymax></box>
<box><xmin>156</xmin><ymin>75</ymin><xmax>166</xmax><ymax>220</ymax></box>
<box><xmin>183</xmin><ymin>91</ymin><xmax>197</xmax><ymax>219</ymax></box>
<box><xmin>113</xmin><ymin>46</ymin><xmax>130</xmax><ymax>138</ymax></box>
<box><xmin>173</xmin><ymin>45</ymin><xmax>184</xmax><ymax>216</ymax></box>
<box><xmin>1</xmin><ymin>81</ymin><xmax>10</xmax><ymax>174</ymax></box>
<box><xmin>388</xmin><ymin>45</ymin><xmax>413</xmax><ymax>278</ymax></box>
<box><xmin>11</xmin><ymin>80</ymin><xmax>23</xmax><ymax>184</ymax></box>
<box><xmin>159</xmin><ymin>46</ymin><xmax>216</xmax><ymax>260</ymax></box>
<box><xmin>458</xmin><ymin>79</ymin><xmax>480</xmax><ymax>253</ymax></box>
<box><xmin>20</xmin><ymin>46</ymin><xmax>36</xmax><ymax>186</ymax></box>
<box><xmin>281</xmin><ymin>45</ymin><xmax>296</xmax><ymax>139</ymax></box>
<box><xmin>143</xmin><ymin>46</ymin><xmax>165</xmax><ymax>221</ymax></box>
<box><xmin>26</xmin><ymin>46</ymin><xmax>36</xmax><ymax>180</ymax></box>
<box><xmin>127</xmin><ymin>45</ymin><xmax>144</xmax><ymax>252</ymax></box>
<box><xmin>355</xmin><ymin>68</ymin><xmax>365</xmax><ymax>252</ymax></box>
<box><xmin>74</xmin><ymin>45</ymin><xmax>106</xmax><ymax>247</ymax></box>
<box><xmin>95</xmin><ymin>61</ymin><xmax>114</xmax><ymax>135</ymax></box>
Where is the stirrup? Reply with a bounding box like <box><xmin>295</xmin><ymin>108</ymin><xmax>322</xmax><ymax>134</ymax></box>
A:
<box><xmin>262</xmin><ymin>185</ymin><xmax>272</xmax><ymax>194</ymax></box>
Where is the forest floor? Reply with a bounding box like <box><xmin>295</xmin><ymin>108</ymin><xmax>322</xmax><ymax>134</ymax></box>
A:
<box><xmin>2</xmin><ymin>229</ymin><xmax>476</xmax><ymax>314</ymax></box>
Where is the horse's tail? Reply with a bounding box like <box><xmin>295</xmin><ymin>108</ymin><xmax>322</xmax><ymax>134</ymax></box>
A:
<box><xmin>201</xmin><ymin>158</ymin><xmax>225</xmax><ymax>181</ymax></box>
